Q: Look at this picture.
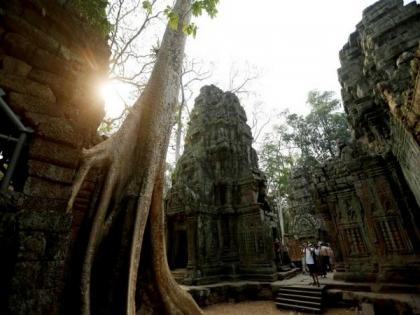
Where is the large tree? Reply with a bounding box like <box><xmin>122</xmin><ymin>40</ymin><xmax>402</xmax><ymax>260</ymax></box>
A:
<box><xmin>66</xmin><ymin>0</ymin><xmax>218</xmax><ymax>314</ymax></box>
<box><xmin>280</xmin><ymin>90</ymin><xmax>351</xmax><ymax>167</ymax></box>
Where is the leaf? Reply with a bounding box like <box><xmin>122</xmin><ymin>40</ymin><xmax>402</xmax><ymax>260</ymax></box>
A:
<box><xmin>164</xmin><ymin>7</ymin><xmax>179</xmax><ymax>30</ymax></box>
<box><xmin>191</xmin><ymin>2</ymin><xmax>202</xmax><ymax>16</ymax></box>
<box><xmin>142</xmin><ymin>0</ymin><xmax>152</xmax><ymax>14</ymax></box>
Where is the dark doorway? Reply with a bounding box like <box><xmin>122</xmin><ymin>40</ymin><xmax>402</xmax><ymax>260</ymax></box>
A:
<box><xmin>169</xmin><ymin>229</ymin><xmax>188</xmax><ymax>269</ymax></box>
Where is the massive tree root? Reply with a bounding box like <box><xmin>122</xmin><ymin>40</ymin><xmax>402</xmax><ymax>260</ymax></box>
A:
<box><xmin>66</xmin><ymin>0</ymin><xmax>203</xmax><ymax>314</ymax></box>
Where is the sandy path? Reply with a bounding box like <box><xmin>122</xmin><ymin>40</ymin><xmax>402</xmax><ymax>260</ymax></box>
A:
<box><xmin>202</xmin><ymin>301</ymin><xmax>357</xmax><ymax>315</ymax></box>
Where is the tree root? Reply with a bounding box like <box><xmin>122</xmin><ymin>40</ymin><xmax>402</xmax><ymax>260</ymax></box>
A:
<box><xmin>148</xmin><ymin>171</ymin><xmax>203</xmax><ymax>315</ymax></box>
<box><xmin>65</xmin><ymin>0</ymin><xmax>198</xmax><ymax>313</ymax></box>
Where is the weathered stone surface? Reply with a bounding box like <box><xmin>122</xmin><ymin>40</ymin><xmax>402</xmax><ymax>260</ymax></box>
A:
<box><xmin>0</xmin><ymin>1</ymin><xmax>108</xmax><ymax>314</ymax></box>
<box><xmin>288</xmin><ymin>0</ymin><xmax>420</xmax><ymax>285</ymax></box>
<box><xmin>29</xmin><ymin>138</ymin><xmax>80</xmax><ymax>168</ymax></box>
<box><xmin>8</xmin><ymin>92</ymin><xmax>62</xmax><ymax>117</ymax></box>
<box><xmin>28</xmin><ymin>160</ymin><xmax>75</xmax><ymax>184</ymax></box>
<box><xmin>28</xmin><ymin>69</ymin><xmax>74</xmax><ymax>101</ymax></box>
<box><xmin>2</xmin><ymin>56</ymin><xmax>32</xmax><ymax>76</ymax></box>
<box><xmin>338</xmin><ymin>0</ymin><xmax>420</xmax><ymax>204</ymax></box>
<box><xmin>289</xmin><ymin>144</ymin><xmax>420</xmax><ymax>283</ymax></box>
<box><xmin>0</xmin><ymin>70</ymin><xmax>56</xmax><ymax>103</ymax></box>
<box><xmin>23</xmin><ymin>176</ymin><xmax>71</xmax><ymax>200</ymax></box>
<box><xmin>2</xmin><ymin>13</ymin><xmax>61</xmax><ymax>54</ymax></box>
<box><xmin>25</xmin><ymin>112</ymin><xmax>83</xmax><ymax>148</ymax></box>
<box><xmin>166</xmin><ymin>85</ymin><xmax>280</xmax><ymax>284</ymax></box>
<box><xmin>17</xmin><ymin>231</ymin><xmax>47</xmax><ymax>260</ymax></box>
<box><xmin>18</xmin><ymin>209</ymin><xmax>71</xmax><ymax>232</ymax></box>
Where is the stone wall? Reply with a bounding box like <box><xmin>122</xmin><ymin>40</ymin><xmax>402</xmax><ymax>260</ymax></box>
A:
<box><xmin>0</xmin><ymin>1</ymin><xmax>108</xmax><ymax>314</ymax></box>
<box><xmin>338</xmin><ymin>0</ymin><xmax>420</xmax><ymax>204</ymax></box>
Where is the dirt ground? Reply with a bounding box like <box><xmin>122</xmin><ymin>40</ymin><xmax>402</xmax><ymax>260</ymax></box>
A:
<box><xmin>202</xmin><ymin>301</ymin><xmax>358</xmax><ymax>315</ymax></box>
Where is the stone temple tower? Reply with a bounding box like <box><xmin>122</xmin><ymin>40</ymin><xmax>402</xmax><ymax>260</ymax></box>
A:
<box><xmin>166</xmin><ymin>85</ymin><xmax>280</xmax><ymax>285</ymax></box>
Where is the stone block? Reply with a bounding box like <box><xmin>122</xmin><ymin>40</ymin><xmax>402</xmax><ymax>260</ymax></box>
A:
<box><xmin>31</xmin><ymin>46</ymin><xmax>74</xmax><ymax>77</ymax></box>
<box><xmin>2</xmin><ymin>13</ymin><xmax>60</xmax><ymax>54</ymax></box>
<box><xmin>28</xmin><ymin>160</ymin><xmax>75</xmax><ymax>184</ymax></box>
<box><xmin>10</xmin><ymin>261</ymin><xmax>41</xmax><ymax>293</ymax></box>
<box><xmin>0</xmin><ymin>70</ymin><xmax>56</xmax><ymax>103</ymax></box>
<box><xmin>28</xmin><ymin>68</ymin><xmax>74</xmax><ymax>101</ymax></box>
<box><xmin>25</xmin><ymin>112</ymin><xmax>83</xmax><ymax>148</ymax></box>
<box><xmin>17</xmin><ymin>231</ymin><xmax>46</xmax><ymax>260</ymax></box>
<box><xmin>18</xmin><ymin>195</ymin><xmax>68</xmax><ymax>213</ymax></box>
<box><xmin>2</xmin><ymin>56</ymin><xmax>32</xmax><ymax>76</ymax></box>
<box><xmin>8</xmin><ymin>92</ymin><xmax>62</xmax><ymax>117</ymax></box>
<box><xmin>23</xmin><ymin>176</ymin><xmax>71</xmax><ymax>200</ymax></box>
<box><xmin>40</xmin><ymin>260</ymin><xmax>66</xmax><ymax>288</ymax></box>
<box><xmin>2</xmin><ymin>32</ymin><xmax>37</xmax><ymax>66</ymax></box>
<box><xmin>29</xmin><ymin>137</ymin><xmax>80</xmax><ymax>168</ymax></box>
<box><xmin>18</xmin><ymin>209</ymin><xmax>71</xmax><ymax>232</ymax></box>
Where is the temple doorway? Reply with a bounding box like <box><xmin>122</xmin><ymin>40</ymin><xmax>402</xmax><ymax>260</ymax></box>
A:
<box><xmin>168</xmin><ymin>222</ymin><xmax>188</xmax><ymax>269</ymax></box>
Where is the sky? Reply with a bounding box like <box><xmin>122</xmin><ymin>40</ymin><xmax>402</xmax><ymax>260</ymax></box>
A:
<box><xmin>185</xmin><ymin>0</ymin><xmax>382</xmax><ymax>117</ymax></box>
<box><xmin>103</xmin><ymin>0</ymin><xmax>419</xmax><ymax>134</ymax></box>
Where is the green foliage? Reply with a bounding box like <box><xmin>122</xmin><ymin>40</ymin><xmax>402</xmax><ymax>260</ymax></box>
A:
<box><xmin>281</xmin><ymin>90</ymin><xmax>351</xmax><ymax>167</ymax></box>
<box><xmin>164</xmin><ymin>0</ymin><xmax>219</xmax><ymax>36</ymax></box>
<box><xmin>259</xmin><ymin>129</ymin><xmax>295</xmax><ymax>200</ymax></box>
<box><xmin>259</xmin><ymin>90</ymin><xmax>351</xmax><ymax>233</ymax></box>
<box><xmin>68</xmin><ymin>0</ymin><xmax>111</xmax><ymax>36</ymax></box>
<box><xmin>259</xmin><ymin>90</ymin><xmax>351</xmax><ymax>207</ymax></box>
<box><xmin>164</xmin><ymin>6</ymin><xmax>180</xmax><ymax>29</ymax></box>
<box><xmin>142</xmin><ymin>0</ymin><xmax>153</xmax><ymax>14</ymax></box>
<box><xmin>191</xmin><ymin>0</ymin><xmax>219</xmax><ymax>18</ymax></box>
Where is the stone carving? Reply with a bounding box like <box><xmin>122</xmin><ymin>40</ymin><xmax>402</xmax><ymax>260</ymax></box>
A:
<box><xmin>338</xmin><ymin>0</ymin><xmax>420</xmax><ymax>204</ymax></box>
<box><xmin>166</xmin><ymin>85</ymin><xmax>280</xmax><ymax>284</ymax></box>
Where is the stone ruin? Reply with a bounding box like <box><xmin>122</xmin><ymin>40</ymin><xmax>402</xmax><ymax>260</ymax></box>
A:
<box><xmin>165</xmin><ymin>85</ymin><xmax>281</xmax><ymax>284</ymax></box>
<box><xmin>0</xmin><ymin>1</ymin><xmax>108</xmax><ymax>314</ymax></box>
<box><xmin>0</xmin><ymin>0</ymin><xmax>419</xmax><ymax>313</ymax></box>
<box><xmin>288</xmin><ymin>0</ymin><xmax>420</xmax><ymax>283</ymax></box>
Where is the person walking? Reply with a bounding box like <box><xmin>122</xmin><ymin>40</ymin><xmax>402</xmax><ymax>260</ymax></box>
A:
<box><xmin>303</xmin><ymin>242</ymin><xmax>320</xmax><ymax>287</ymax></box>
<box><xmin>326</xmin><ymin>243</ymin><xmax>335</xmax><ymax>271</ymax></box>
<box><xmin>319</xmin><ymin>242</ymin><xmax>329</xmax><ymax>277</ymax></box>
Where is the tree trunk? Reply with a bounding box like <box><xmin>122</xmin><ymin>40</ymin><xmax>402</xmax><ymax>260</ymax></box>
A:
<box><xmin>174</xmin><ymin>92</ymin><xmax>185</xmax><ymax>162</ymax></box>
<box><xmin>66</xmin><ymin>0</ymin><xmax>203</xmax><ymax>314</ymax></box>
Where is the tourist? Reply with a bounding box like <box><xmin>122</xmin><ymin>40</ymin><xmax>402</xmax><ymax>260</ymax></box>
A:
<box><xmin>303</xmin><ymin>242</ymin><xmax>320</xmax><ymax>286</ymax></box>
<box><xmin>326</xmin><ymin>243</ymin><xmax>335</xmax><ymax>271</ymax></box>
<box><xmin>319</xmin><ymin>242</ymin><xmax>329</xmax><ymax>277</ymax></box>
<box><xmin>301</xmin><ymin>242</ymin><xmax>307</xmax><ymax>274</ymax></box>
<box><xmin>273</xmin><ymin>238</ymin><xmax>281</xmax><ymax>268</ymax></box>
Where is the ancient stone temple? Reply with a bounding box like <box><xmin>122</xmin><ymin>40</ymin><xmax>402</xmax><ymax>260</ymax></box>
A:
<box><xmin>288</xmin><ymin>0</ymin><xmax>420</xmax><ymax>283</ymax></box>
<box><xmin>166</xmin><ymin>85</ymin><xmax>280</xmax><ymax>284</ymax></box>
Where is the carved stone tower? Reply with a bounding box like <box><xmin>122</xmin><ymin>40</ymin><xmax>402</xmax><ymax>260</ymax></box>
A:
<box><xmin>166</xmin><ymin>85</ymin><xmax>279</xmax><ymax>285</ymax></box>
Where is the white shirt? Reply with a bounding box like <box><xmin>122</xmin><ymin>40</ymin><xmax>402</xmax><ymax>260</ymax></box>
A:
<box><xmin>304</xmin><ymin>247</ymin><xmax>315</xmax><ymax>265</ymax></box>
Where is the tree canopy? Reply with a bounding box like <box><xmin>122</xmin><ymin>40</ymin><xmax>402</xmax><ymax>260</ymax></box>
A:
<box><xmin>259</xmin><ymin>90</ymin><xmax>351</xmax><ymax>210</ymax></box>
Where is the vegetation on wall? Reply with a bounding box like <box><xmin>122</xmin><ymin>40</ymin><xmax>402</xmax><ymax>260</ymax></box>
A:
<box><xmin>67</xmin><ymin>0</ymin><xmax>111</xmax><ymax>35</ymax></box>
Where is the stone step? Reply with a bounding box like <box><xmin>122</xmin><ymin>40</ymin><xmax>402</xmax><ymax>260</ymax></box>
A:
<box><xmin>277</xmin><ymin>287</ymin><xmax>323</xmax><ymax>296</ymax></box>
<box><xmin>277</xmin><ymin>292</ymin><xmax>322</xmax><ymax>302</ymax></box>
<box><xmin>275</xmin><ymin>302</ymin><xmax>321</xmax><ymax>314</ymax></box>
<box><xmin>275</xmin><ymin>297</ymin><xmax>321</xmax><ymax>308</ymax></box>
<box><xmin>275</xmin><ymin>285</ymin><xmax>324</xmax><ymax>314</ymax></box>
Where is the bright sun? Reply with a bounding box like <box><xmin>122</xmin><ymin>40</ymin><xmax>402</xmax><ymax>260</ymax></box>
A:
<box><xmin>98</xmin><ymin>80</ymin><xmax>126</xmax><ymax>118</ymax></box>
